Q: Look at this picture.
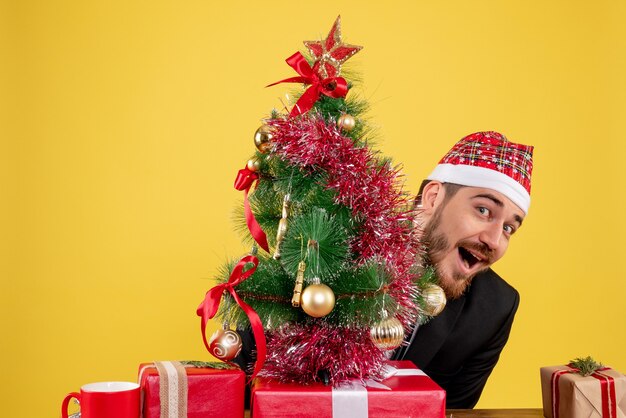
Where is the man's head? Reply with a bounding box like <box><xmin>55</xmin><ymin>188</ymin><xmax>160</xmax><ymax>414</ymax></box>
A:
<box><xmin>417</xmin><ymin>132</ymin><xmax>534</xmax><ymax>299</ymax></box>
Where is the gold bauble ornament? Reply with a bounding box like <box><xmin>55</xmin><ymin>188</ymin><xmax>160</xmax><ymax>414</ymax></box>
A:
<box><xmin>247</xmin><ymin>157</ymin><xmax>261</xmax><ymax>172</ymax></box>
<box><xmin>422</xmin><ymin>284</ymin><xmax>447</xmax><ymax>316</ymax></box>
<box><xmin>337</xmin><ymin>114</ymin><xmax>356</xmax><ymax>131</ymax></box>
<box><xmin>300</xmin><ymin>283</ymin><xmax>335</xmax><ymax>317</ymax></box>
<box><xmin>208</xmin><ymin>329</ymin><xmax>242</xmax><ymax>361</ymax></box>
<box><xmin>370</xmin><ymin>315</ymin><xmax>405</xmax><ymax>350</ymax></box>
<box><xmin>254</xmin><ymin>125</ymin><xmax>274</xmax><ymax>153</ymax></box>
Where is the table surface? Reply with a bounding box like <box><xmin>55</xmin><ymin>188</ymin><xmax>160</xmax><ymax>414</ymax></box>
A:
<box><xmin>245</xmin><ymin>409</ymin><xmax>544</xmax><ymax>417</ymax></box>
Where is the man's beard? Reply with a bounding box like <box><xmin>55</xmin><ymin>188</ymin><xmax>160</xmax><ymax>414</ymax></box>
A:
<box><xmin>421</xmin><ymin>208</ymin><xmax>492</xmax><ymax>300</ymax></box>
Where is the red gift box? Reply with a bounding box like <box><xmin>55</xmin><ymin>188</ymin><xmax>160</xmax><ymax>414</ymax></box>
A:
<box><xmin>251</xmin><ymin>360</ymin><xmax>445</xmax><ymax>418</ymax></box>
<box><xmin>138</xmin><ymin>361</ymin><xmax>245</xmax><ymax>418</ymax></box>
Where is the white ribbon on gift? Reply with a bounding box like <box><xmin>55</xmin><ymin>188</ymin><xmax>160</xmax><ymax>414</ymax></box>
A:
<box><xmin>331</xmin><ymin>365</ymin><xmax>427</xmax><ymax>418</ymax></box>
<box><xmin>138</xmin><ymin>361</ymin><xmax>188</xmax><ymax>418</ymax></box>
<box><xmin>333</xmin><ymin>381</ymin><xmax>369</xmax><ymax>417</ymax></box>
<box><xmin>159</xmin><ymin>361</ymin><xmax>186</xmax><ymax>418</ymax></box>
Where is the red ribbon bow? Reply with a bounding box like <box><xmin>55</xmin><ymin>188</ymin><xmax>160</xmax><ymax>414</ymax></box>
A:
<box><xmin>234</xmin><ymin>166</ymin><xmax>270</xmax><ymax>253</ymax></box>
<box><xmin>196</xmin><ymin>255</ymin><xmax>267</xmax><ymax>379</ymax></box>
<box><xmin>268</xmin><ymin>52</ymin><xmax>348</xmax><ymax>117</ymax></box>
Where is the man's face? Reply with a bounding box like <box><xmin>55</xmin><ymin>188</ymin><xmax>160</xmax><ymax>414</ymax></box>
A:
<box><xmin>420</xmin><ymin>184</ymin><xmax>525</xmax><ymax>299</ymax></box>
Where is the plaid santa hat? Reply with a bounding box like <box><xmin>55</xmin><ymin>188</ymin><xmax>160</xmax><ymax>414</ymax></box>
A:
<box><xmin>427</xmin><ymin>131</ymin><xmax>534</xmax><ymax>214</ymax></box>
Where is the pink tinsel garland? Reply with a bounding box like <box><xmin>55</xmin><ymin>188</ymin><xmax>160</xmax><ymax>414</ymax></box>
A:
<box><xmin>259</xmin><ymin>322</ymin><xmax>387</xmax><ymax>385</ymax></box>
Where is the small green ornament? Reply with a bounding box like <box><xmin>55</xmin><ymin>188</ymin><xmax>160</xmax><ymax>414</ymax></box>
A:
<box><xmin>569</xmin><ymin>356</ymin><xmax>603</xmax><ymax>376</ymax></box>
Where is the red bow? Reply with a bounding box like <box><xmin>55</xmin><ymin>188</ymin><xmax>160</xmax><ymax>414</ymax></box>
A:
<box><xmin>234</xmin><ymin>166</ymin><xmax>269</xmax><ymax>253</ymax></box>
<box><xmin>268</xmin><ymin>52</ymin><xmax>348</xmax><ymax>117</ymax></box>
<box><xmin>196</xmin><ymin>255</ymin><xmax>267</xmax><ymax>379</ymax></box>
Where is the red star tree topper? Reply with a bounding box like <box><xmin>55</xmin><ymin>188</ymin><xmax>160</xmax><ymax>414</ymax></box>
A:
<box><xmin>304</xmin><ymin>15</ymin><xmax>363</xmax><ymax>78</ymax></box>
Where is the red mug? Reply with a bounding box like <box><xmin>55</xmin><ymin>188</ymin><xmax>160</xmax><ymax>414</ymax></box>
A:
<box><xmin>61</xmin><ymin>381</ymin><xmax>140</xmax><ymax>418</ymax></box>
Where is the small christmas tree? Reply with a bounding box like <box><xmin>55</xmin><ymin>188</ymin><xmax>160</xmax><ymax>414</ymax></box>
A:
<box><xmin>197</xmin><ymin>16</ymin><xmax>446</xmax><ymax>385</ymax></box>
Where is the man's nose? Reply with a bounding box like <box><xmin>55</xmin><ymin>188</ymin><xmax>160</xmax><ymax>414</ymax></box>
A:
<box><xmin>479</xmin><ymin>223</ymin><xmax>503</xmax><ymax>252</ymax></box>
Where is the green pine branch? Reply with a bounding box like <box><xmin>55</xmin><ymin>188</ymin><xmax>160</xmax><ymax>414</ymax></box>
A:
<box><xmin>570</xmin><ymin>356</ymin><xmax>604</xmax><ymax>376</ymax></box>
<box><xmin>279</xmin><ymin>207</ymin><xmax>350</xmax><ymax>278</ymax></box>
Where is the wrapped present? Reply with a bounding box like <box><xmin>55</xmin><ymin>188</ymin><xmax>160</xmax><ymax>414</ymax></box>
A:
<box><xmin>138</xmin><ymin>361</ymin><xmax>245</xmax><ymax>418</ymax></box>
<box><xmin>251</xmin><ymin>360</ymin><xmax>445</xmax><ymax>418</ymax></box>
<box><xmin>540</xmin><ymin>363</ymin><xmax>626</xmax><ymax>418</ymax></box>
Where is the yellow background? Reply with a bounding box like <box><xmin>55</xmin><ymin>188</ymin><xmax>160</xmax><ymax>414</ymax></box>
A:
<box><xmin>2</xmin><ymin>1</ymin><xmax>625</xmax><ymax>416</ymax></box>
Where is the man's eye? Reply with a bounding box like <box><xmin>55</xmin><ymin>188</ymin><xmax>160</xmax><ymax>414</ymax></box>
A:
<box><xmin>478</xmin><ymin>207</ymin><xmax>490</xmax><ymax>216</ymax></box>
<box><xmin>504</xmin><ymin>224</ymin><xmax>515</xmax><ymax>234</ymax></box>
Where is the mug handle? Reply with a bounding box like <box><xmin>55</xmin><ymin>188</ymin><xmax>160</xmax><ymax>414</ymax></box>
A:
<box><xmin>61</xmin><ymin>392</ymin><xmax>80</xmax><ymax>418</ymax></box>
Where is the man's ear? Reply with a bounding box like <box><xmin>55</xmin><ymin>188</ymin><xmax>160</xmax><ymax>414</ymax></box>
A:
<box><xmin>420</xmin><ymin>181</ymin><xmax>446</xmax><ymax>215</ymax></box>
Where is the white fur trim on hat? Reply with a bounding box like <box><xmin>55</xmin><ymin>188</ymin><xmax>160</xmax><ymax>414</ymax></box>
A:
<box><xmin>427</xmin><ymin>163</ymin><xmax>531</xmax><ymax>214</ymax></box>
